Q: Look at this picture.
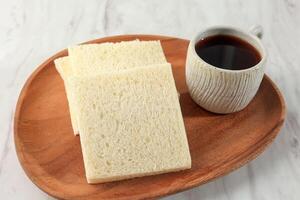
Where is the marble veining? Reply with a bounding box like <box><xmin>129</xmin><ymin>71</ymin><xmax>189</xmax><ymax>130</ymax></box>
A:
<box><xmin>0</xmin><ymin>0</ymin><xmax>300</xmax><ymax>199</ymax></box>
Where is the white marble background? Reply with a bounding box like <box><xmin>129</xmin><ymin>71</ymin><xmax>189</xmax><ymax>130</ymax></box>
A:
<box><xmin>0</xmin><ymin>0</ymin><xmax>299</xmax><ymax>199</ymax></box>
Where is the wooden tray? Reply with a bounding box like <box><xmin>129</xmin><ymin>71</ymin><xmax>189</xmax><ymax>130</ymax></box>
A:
<box><xmin>14</xmin><ymin>35</ymin><xmax>286</xmax><ymax>200</ymax></box>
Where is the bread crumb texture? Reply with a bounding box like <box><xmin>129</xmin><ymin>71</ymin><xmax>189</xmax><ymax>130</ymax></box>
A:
<box><xmin>69</xmin><ymin>64</ymin><xmax>191</xmax><ymax>183</ymax></box>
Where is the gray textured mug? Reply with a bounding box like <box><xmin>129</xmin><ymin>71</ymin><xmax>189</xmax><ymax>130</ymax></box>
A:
<box><xmin>186</xmin><ymin>26</ymin><xmax>267</xmax><ymax>114</ymax></box>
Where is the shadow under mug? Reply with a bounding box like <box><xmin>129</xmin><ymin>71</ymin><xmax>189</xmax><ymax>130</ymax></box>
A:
<box><xmin>185</xmin><ymin>26</ymin><xmax>267</xmax><ymax>114</ymax></box>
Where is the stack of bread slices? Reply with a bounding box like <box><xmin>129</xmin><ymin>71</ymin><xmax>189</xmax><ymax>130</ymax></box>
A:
<box><xmin>54</xmin><ymin>40</ymin><xmax>191</xmax><ymax>184</ymax></box>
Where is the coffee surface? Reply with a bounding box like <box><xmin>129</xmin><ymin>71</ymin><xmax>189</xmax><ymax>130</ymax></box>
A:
<box><xmin>195</xmin><ymin>35</ymin><xmax>261</xmax><ymax>70</ymax></box>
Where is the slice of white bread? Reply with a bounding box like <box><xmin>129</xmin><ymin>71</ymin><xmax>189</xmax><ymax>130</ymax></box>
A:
<box><xmin>69</xmin><ymin>63</ymin><xmax>191</xmax><ymax>183</ymax></box>
<box><xmin>54</xmin><ymin>57</ymin><xmax>79</xmax><ymax>135</ymax></box>
<box><xmin>56</xmin><ymin>40</ymin><xmax>167</xmax><ymax>135</ymax></box>
<box><xmin>68</xmin><ymin>40</ymin><xmax>167</xmax><ymax>75</ymax></box>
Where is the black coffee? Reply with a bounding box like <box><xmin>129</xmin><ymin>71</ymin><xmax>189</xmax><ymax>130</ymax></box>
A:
<box><xmin>195</xmin><ymin>35</ymin><xmax>261</xmax><ymax>70</ymax></box>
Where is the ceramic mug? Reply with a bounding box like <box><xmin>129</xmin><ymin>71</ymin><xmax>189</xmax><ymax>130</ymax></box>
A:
<box><xmin>186</xmin><ymin>26</ymin><xmax>267</xmax><ymax>114</ymax></box>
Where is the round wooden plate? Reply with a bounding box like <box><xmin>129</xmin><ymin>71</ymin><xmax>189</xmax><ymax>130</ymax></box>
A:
<box><xmin>14</xmin><ymin>35</ymin><xmax>286</xmax><ymax>200</ymax></box>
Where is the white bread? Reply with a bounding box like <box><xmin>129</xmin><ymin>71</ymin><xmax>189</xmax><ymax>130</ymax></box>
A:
<box><xmin>56</xmin><ymin>40</ymin><xmax>167</xmax><ymax>135</ymax></box>
<box><xmin>68</xmin><ymin>40</ymin><xmax>167</xmax><ymax>75</ymax></box>
<box><xmin>54</xmin><ymin>57</ymin><xmax>79</xmax><ymax>134</ymax></box>
<box><xmin>69</xmin><ymin>63</ymin><xmax>191</xmax><ymax>183</ymax></box>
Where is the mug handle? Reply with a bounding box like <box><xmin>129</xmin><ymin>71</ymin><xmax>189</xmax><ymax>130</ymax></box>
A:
<box><xmin>249</xmin><ymin>25</ymin><xmax>263</xmax><ymax>39</ymax></box>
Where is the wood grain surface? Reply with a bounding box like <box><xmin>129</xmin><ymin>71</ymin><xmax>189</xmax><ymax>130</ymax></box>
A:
<box><xmin>14</xmin><ymin>35</ymin><xmax>286</xmax><ymax>200</ymax></box>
